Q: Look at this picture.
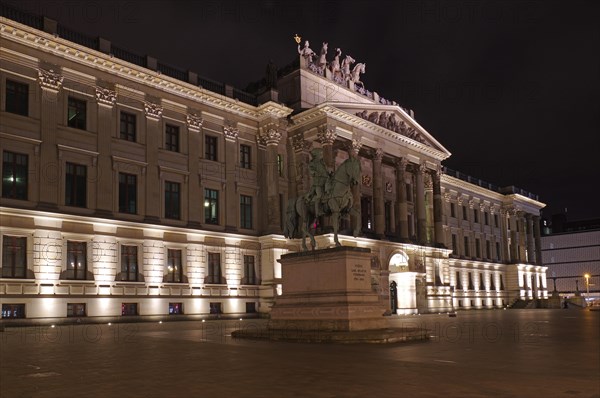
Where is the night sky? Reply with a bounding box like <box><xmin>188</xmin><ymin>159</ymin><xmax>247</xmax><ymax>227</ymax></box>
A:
<box><xmin>7</xmin><ymin>0</ymin><xmax>600</xmax><ymax>221</ymax></box>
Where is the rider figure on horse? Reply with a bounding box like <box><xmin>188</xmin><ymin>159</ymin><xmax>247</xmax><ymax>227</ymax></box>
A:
<box><xmin>308</xmin><ymin>148</ymin><xmax>331</xmax><ymax>222</ymax></box>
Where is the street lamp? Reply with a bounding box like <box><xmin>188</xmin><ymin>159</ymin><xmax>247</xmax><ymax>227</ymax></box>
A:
<box><xmin>584</xmin><ymin>273</ymin><xmax>590</xmax><ymax>305</ymax></box>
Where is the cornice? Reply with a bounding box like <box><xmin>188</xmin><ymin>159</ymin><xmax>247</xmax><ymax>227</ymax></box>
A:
<box><xmin>442</xmin><ymin>174</ymin><xmax>506</xmax><ymax>201</ymax></box>
<box><xmin>0</xmin><ymin>17</ymin><xmax>292</xmax><ymax>122</ymax></box>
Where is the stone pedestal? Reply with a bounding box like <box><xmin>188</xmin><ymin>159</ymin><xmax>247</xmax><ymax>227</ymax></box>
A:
<box><xmin>269</xmin><ymin>247</ymin><xmax>387</xmax><ymax>331</ymax></box>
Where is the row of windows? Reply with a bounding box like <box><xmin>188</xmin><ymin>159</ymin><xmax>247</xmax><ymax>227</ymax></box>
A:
<box><xmin>1</xmin><ymin>236</ymin><xmax>258</xmax><ymax>285</ymax></box>
<box><xmin>4</xmin><ymin>80</ymin><xmax>284</xmax><ymax>170</ymax></box>
<box><xmin>1</xmin><ymin>302</ymin><xmax>257</xmax><ymax>319</ymax></box>
<box><xmin>3</xmin><ymin>151</ymin><xmax>255</xmax><ymax>227</ymax></box>
<box><xmin>454</xmin><ymin>271</ymin><xmax>505</xmax><ymax>291</ymax></box>
<box><xmin>451</xmin><ymin>234</ymin><xmax>502</xmax><ymax>261</ymax></box>
<box><xmin>450</xmin><ymin>203</ymin><xmax>500</xmax><ymax>227</ymax></box>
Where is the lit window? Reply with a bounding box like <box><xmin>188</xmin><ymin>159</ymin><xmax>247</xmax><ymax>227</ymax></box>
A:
<box><xmin>2</xmin><ymin>236</ymin><xmax>27</xmax><ymax>278</ymax></box>
<box><xmin>204</xmin><ymin>189</ymin><xmax>219</xmax><ymax>224</ymax></box>
<box><xmin>166</xmin><ymin>249</ymin><xmax>183</xmax><ymax>283</ymax></box>
<box><xmin>2</xmin><ymin>151</ymin><xmax>28</xmax><ymax>200</ymax></box>
<box><xmin>120</xmin><ymin>245</ymin><xmax>138</xmax><ymax>281</ymax></box>
<box><xmin>66</xmin><ymin>241</ymin><xmax>87</xmax><ymax>280</ymax></box>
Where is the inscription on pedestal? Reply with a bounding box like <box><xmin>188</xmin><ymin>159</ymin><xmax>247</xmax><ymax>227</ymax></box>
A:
<box><xmin>352</xmin><ymin>264</ymin><xmax>367</xmax><ymax>282</ymax></box>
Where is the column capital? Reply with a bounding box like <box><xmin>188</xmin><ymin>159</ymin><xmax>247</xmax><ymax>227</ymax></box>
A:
<box><xmin>291</xmin><ymin>134</ymin><xmax>310</xmax><ymax>153</ymax></box>
<box><xmin>186</xmin><ymin>113</ymin><xmax>204</xmax><ymax>131</ymax></box>
<box><xmin>373</xmin><ymin>148</ymin><xmax>384</xmax><ymax>161</ymax></box>
<box><xmin>38</xmin><ymin>68</ymin><xmax>63</xmax><ymax>91</ymax></box>
<box><xmin>95</xmin><ymin>86</ymin><xmax>116</xmax><ymax>107</ymax></box>
<box><xmin>317</xmin><ymin>124</ymin><xmax>337</xmax><ymax>145</ymax></box>
<box><xmin>395</xmin><ymin>157</ymin><xmax>408</xmax><ymax>170</ymax></box>
<box><xmin>143</xmin><ymin>101</ymin><xmax>163</xmax><ymax>120</ymax></box>
<box><xmin>223</xmin><ymin>124</ymin><xmax>239</xmax><ymax>141</ymax></box>
<box><xmin>260</xmin><ymin>128</ymin><xmax>281</xmax><ymax>146</ymax></box>
<box><xmin>417</xmin><ymin>162</ymin><xmax>427</xmax><ymax>175</ymax></box>
<box><xmin>349</xmin><ymin>139</ymin><xmax>363</xmax><ymax>156</ymax></box>
<box><xmin>444</xmin><ymin>192</ymin><xmax>452</xmax><ymax>202</ymax></box>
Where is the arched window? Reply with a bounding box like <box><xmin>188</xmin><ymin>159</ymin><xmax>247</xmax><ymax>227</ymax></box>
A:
<box><xmin>389</xmin><ymin>251</ymin><xmax>409</xmax><ymax>271</ymax></box>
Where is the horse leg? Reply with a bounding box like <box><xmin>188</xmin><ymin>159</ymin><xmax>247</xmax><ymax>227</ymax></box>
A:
<box><xmin>332</xmin><ymin>211</ymin><xmax>341</xmax><ymax>247</ymax></box>
<box><xmin>349</xmin><ymin>207</ymin><xmax>362</xmax><ymax>237</ymax></box>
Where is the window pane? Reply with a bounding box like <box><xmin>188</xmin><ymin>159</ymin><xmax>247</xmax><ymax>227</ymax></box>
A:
<box><xmin>67</xmin><ymin>97</ymin><xmax>86</xmax><ymax>130</ymax></box>
<box><xmin>2</xmin><ymin>151</ymin><xmax>28</xmax><ymax>200</ymax></box>
<box><xmin>165</xmin><ymin>181</ymin><xmax>180</xmax><ymax>219</ymax></box>
<box><xmin>6</xmin><ymin>79</ymin><xmax>29</xmax><ymax>116</ymax></box>
<box><xmin>204</xmin><ymin>189</ymin><xmax>219</xmax><ymax>224</ymax></box>
<box><xmin>119</xmin><ymin>173</ymin><xmax>137</xmax><ymax>214</ymax></box>
<box><xmin>65</xmin><ymin>163</ymin><xmax>87</xmax><ymax>207</ymax></box>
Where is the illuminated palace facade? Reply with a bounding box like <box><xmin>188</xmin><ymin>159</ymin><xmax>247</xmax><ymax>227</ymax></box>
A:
<box><xmin>0</xmin><ymin>13</ymin><xmax>547</xmax><ymax>321</ymax></box>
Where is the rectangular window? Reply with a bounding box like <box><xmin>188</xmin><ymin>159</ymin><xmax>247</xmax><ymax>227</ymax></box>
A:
<box><xmin>206</xmin><ymin>253</ymin><xmax>222</xmax><ymax>284</ymax></box>
<box><xmin>490</xmin><ymin>274</ymin><xmax>496</xmax><ymax>290</ymax></box>
<box><xmin>243</xmin><ymin>255</ymin><xmax>257</xmax><ymax>285</ymax></box>
<box><xmin>473</xmin><ymin>209</ymin><xmax>479</xmax><ymax>223</ymax></box>
<box><xmin>494</xmin><ymin>214</ymin><xmax>499</xmax><ymax>227</ymax></box>
<box><xmin>240</xmin><ymin>195</ymin><xmax>253</xmax><ymax>229</ymax></box>
<box><xmin>2</xmin><ymin>151</ymin><xmax>28</xmax><ymax>200</ymax></box>
<box><xmin>165</xmin><ymin>124</ymin><xmax>180</xmax><ymax>152</ymax></box>
<box><xmin>479</xmin><ymin>273</ymin><xmax>485</xmax><ymax>290</ymax></box>
<box><xmin>66</xmin><ymin>241</ymin><xmax>87</xmax><ymax>280</ymax></box>
<box><xmin>120</xmin><ymin>245</ymin><xmax>138</xmax><ymax>281</ymax></box>
<box><xmin>164</xmin><ymin>181</ymin><xmax>180</xmax><ymax>219</ymax></box>
<box><xmin>166</xmin><ymin>249</ymin><xmax>183</xmax><ymax>283</ymax></box>
<box><xmin>464</xmin><ymin>236</ymin><xmax>470</xmax><ymax>257</ymax></box>
<box><xmin>209</xmin><ymin>302</ymin><xmax>222</xmax><ymax>314</ymax></box>
<box><xmin>245</xmin><ymin>302</ymin><xmax>256</xmax><ymax>313</ymax></box>
<box><xmin>205</xmin><ymin>135</ymin><xmax>217</xmax><ymax>161</ymax></box>
<box><xmin>475</xmin><ymin>238</ymin><xmax>481</xmax><ymax>258</ymax></box>
<box><xmin>484</xmin><ymin>212</ymin><xmax>489</xmax><ymax>225</ymax></box>
<box><xmin>120</xmin><ymin>111</ymin><xmax>136</xmax><ymax>142</ymax></box>
<box><xmin>65</xmin><ymin>162</ymin><xmax>87</xmax><ymax>207</ymax></box>
<box><xmin>240</xmin><ymin>144</ymin><xmax>251</xmax><ymax>169</ymax></box>
<box><xmin>462</xmin><ymin>206</ymin><xmax>468</xmax><ymax>220</ymax></box>
<box><xmin>2</xmin><ymin>236</ymin><xmax>27</xmax><ymax>278</ymax></box>
<box><xmin>496</xmin><ymin>242</ymin><xmax>501</xmax><ymax>261</ymax></box>
<box><xmin>67</xmin><ymin>97</ymin><xmax>86</xmax><ymax>130</ymax></box>
<box><xmin>204</xmin><ymin>188</ymin><xmax>219</xmax><ymax>224</ymax></box>
<box><xmin>468</xmin><ymin>272</ymin><xmax>475</xmax><ymax>290</ymax></box>
<box><xmin>277</xmin><ymin>154</ymin><xmax>284</xmax><ymax>177</ymax></box>
<box><xmin>2</xmin><ymin>303</ymin><xmax>26</xmax><ymax>319</ymax></box>
<box><xmin>169</xmin><ymin>302</ymin><xmax>183</xmax><ymax>315</ymax></box>
<box><xmin>450</xmin><ymin>203</ymin><xmax>456</xmax><ymax>218</ymax></box>
<box><xmin>455</xmin><ymin>271</ymin><xmax>463</xmax><ymax>290</ymax></box>
<box><xmin>121</xmin><ymin>303</ymin><xmax>138</xmax><ymax>316</ymax></box>
<box><xmin>361</xmin><ymin>196</ymin><xmax>373</xmax><ymax>231</ymax></box>
<box><xmin>451</xmin><ymin>234</ymin><xmax>458</xmax><ymax>254</ymax></box>
<box><xmin>5</xmin><ymin>79</ymin><xmax>29</xmax><ymax>116</ymax></box>
<box><xmin>486</xmin><ymin>240</ymin><xmax>491</xmax><ymax>259</ymax></box>
<box><xmin>67</xmin><ymin>303</ymin><xmax>86</xmax><ymax>317</ymax></box>
<box><xmin>119</xmin><ymin>173</ymin><xmax>137</xmax><ymax>214</ymax></box>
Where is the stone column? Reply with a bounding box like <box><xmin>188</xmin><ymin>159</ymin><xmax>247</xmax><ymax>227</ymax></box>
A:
<box><xmin>518</xmin><ymin>212</ymin><xmax>527</xmax><ymax>262</ymax></box>
<box><xmin>349</xmin><ymin>139</ymin><xmax>363</xmax><ymax>234</ymax></box>
<box><xmin>525</xmin><ymin>214</ymin><xmax>535</xmax><ymax>264</ymax></box>
<box><xmin>509</xmin><ymin>209</ymin><xmax>519</xmax><ymax>262</ymax></box>
<box><xmin>416</xmin><ymin>163</ymin><xmax>427</xmax><ymax>244</ymax></box>
<box><xmin>186</xmin><ymin>114</ymin><xmax>203</xmax><ymax>227</ymax></box>
<box><xmin>37</xmin><ymin>68</ymin><xmax>63</xmax><ymax>209</ymax></box>
<box><xmin>533</xmin><ymin>215</ymin><xmax>542</xmax><ymax>265</ymax></box>
<box><xmin>224</xmin><ymin>124</ymin><xmax>239</xmax><ymax>232</ymax></box>
<box><xmin>261</xmin><ymin>126</ymin><xmax>282</xmax><ymax>234</ymax></box>
<box><xmin>143</xmin><ymin>101</ymin><xmax>163</xmax><ymax>223</ymax></box>
<box><xmin>432</xmin><ymin>167</ymin><xmax>445</xmax><ymax>247</ymax></box>
<box><xmin>291</xmin><ymin>134</ymin><xmax>311</xmax><ymax>197</ymax></box>
<box><xmin>395</xmin><ymin>158</ymin><xmax>409</xmax><ymax>241</ymax></box>
<box><xmin>95</xmin><ymin>87</ymin><xmax>116</xmax><ymax>216</ymax></box>
<box><xmin>500</xmin><ymin>208</ymin><xmax>510</xmax><ymax>262</ymax></box>
<box><xmin>317</xmin><ymin>124</ymin><xmax>336</xmax><ymax>171</ymax></box>
<box><xmin>490</xmin><ymin>207</ymin><xmax>498</xmax><ymax>260</ymax></box>
<box><xmin>372</xmin><ymin>148</ymin><xmax>385</xmax><ymax>238</ymax></box>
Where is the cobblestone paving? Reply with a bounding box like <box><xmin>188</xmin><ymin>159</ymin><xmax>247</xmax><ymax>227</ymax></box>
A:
<box><xmin>1</xmin><ymin>309</ymin><xmax>598</xmax><ymax>398</ymax></box>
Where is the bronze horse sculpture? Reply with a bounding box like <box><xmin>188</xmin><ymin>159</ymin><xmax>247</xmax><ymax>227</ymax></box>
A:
<box><xmin>284</xmin><ymin>156</ymin><xmax>362</xmax><ymax>250</ymax></box>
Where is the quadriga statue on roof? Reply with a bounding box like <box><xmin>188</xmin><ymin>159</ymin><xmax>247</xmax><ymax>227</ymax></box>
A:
<box><xmin>284</xmin><ymin>148</ymin><xmax>362</xmax><ymax>251</ymax></box>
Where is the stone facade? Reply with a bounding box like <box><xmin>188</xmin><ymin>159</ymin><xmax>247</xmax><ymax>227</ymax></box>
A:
<box><xmin>0</xmin><ymin>16</ymin><xmax>547</xmax><ymax>321</ymax></box>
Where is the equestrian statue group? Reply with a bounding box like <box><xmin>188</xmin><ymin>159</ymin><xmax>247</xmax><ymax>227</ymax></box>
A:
<box><xmin>296</xmin><ymin>37</ymin><xmax>366</xmax><ymax>88</ymax></box>
<box><xmin>283</xmin><ymin>147</ymin><xmax>362</xmax><ymax>251</ymax></box>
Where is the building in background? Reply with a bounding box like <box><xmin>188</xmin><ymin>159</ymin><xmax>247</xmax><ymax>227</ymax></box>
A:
<box><xmin>541</xmin><ymin>216</ymin><xmax>600</xmax><ymax>302</ymax></box>
<box><xmin>0</xmin><ymin>7</ymin><xmax>547</xmax><ymax>322</ymax></box>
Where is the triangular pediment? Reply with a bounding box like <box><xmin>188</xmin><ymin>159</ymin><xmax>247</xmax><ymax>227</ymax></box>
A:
<box><xmin>331</xmin><ymin>103</ymin><xmax>450</xmax><ymax>156</ymax></box>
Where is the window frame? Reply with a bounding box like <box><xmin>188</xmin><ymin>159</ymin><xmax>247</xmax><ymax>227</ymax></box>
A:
<box><xmin>65</xmin><ymin>162</ymin><xmax>87</xmax><ymax>208</ymax></box>
<box><xmin>166</xmin><ymin>248</ymin><xmax>183</xmax><ymax>283</ymax></box>
<box><xmin>240</xmin><ymin>194</ymin><xmax>253</xmax><ymax>229</ymax></box>
<box><xmin>5</xmin><ymin>79</ymin><xmax>29</xmax><ymax>116</ymax></box>
<box><xmin>206</xmin><ymin>252</ymin><xmax>222</xmax><ymax>284</ymax></box>
<box><xmin>204</xmin><ymin>188</ymin><xmax>219</xmax><ymax>225</ymax></box>
<box><xmin>120</xmin><ymin>245</ymin><xmax>139</xmax><ymax>282</ymax></box>
<box><xmin>118</xmin><ymin>173</ymin><xmax>137</xmax><ymax>214</ymax></box>
<box><xmin>2</xmin><ymin>235</ymin><xmax>27</xmax><ymax>278</ymax></box>
<box><xmin>165</xmin><ymin>124</ymin><xmax>180</xmax><ymax>152</ymax></box>
<box><xmin>119</xmin><ymin>111</ymin><xmax>137</xmax><ymax>142</ymax></box>
<box><xmin>66</xmin><ymin>241</ymin><xmax>88</xmax><ymax>280</ymax></box>
<box><xmin>240</xmin><ymin>144</ymin><xmax>251</xmax><ymax>169</ymax></box>
<box><xmin>205</xmin><ymin>135</ymin><xmax>218</xmax><ymax>161</ymax></box>
<box><xmin>67</xmin><ymin>96</ymin><xmax>87</xmax><ymax>130</ymax></box>
<box><xmin>164</xmin><ymin>181</ymin><xmax>181</xmax><ymax>220</ymax></box>
<box><xmin>2</xmin><ymin>151</ymin><xmax>28</xmax><ymax>200</ymax></box>
<box><xmin>243</xmin><ymin>255</ymin><xmax>257</xmax><ymax>285</ymax></box>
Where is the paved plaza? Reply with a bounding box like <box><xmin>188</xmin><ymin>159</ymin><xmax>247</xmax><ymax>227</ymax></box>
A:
<box><xmin>1</xmin><ymin>309</ymin><xmax>598</xmax><ymax>398</ymax></box>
